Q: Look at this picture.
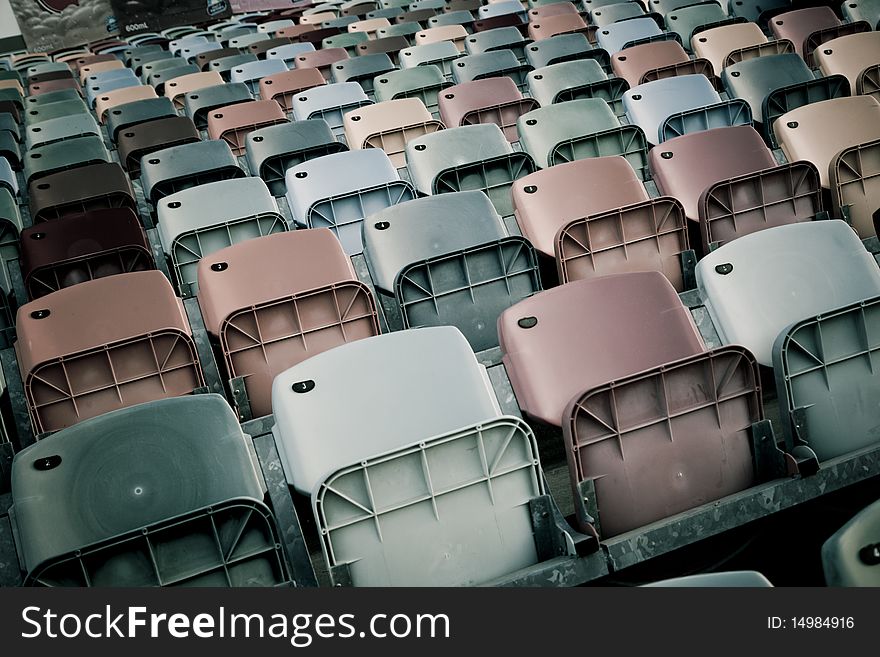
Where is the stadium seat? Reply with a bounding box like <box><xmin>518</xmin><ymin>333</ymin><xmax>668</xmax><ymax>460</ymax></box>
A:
<box><xmin>265</xmin><ymin>43</ymin><xmax>318</xmax><ymax>68</ymax></box>
<box><xmin>259</xmin><ymin>68</ymin><xmax>326</xmax><ymax>112</ymax></box>
<box><xmin>342</xmin><ymin>97</ymin><xmax>443</xmax><ymax>167</ymax></box>
<box><xmin>285</xmin><ymin>149</ymin><xmax>415</xmax><ymax>254</ymax></box>
<box><xmin>331</xmin><ymin>52</ymin><xmax>396</xmax><ymax>95</ymax></box>
<box><xmin>294</xmin><ymin>48</ymin><xmax>351</xmax><ymax>81</ymax></box>
<box><xmin>596</xmin><ymin>17</ymin><xmax>664</xmax><ymax>55</ymax></box>
<box><xmin>769</xmin><ymin>6</ymin><xmax>840</xmax><ymax>58</ymax></box>
<box><xmin>15</xmin><ymin>270</ymin><xmax>205</xmax><ymax>434</ymax></box>
<box><xmin>452</xmin><ymin>50</ymin><xmax>532</xmax><ymax>92</ymax></box>
<box><xmin>271</xmin><ymin>326</ymin><xmax>502</xmax><ymax>494</ymax></box>
<box><xmin>197</xmin><ymin>229</ymin><xmax>379</xmax><ymax>418</ymax></box>
<box><xmin>105</xmin><ymin>97</ymin><xmax>178</xmax><ymax>144</ymax></box>
<box><xmin>230</xmin><ymin>59</ymin><xmax>290</xmax><ymax>95</ymax></box>
<box><xmin>814</xmin><ymin>31</ymin><xmax>880</xmax><ymax>95</ymax></box>
<box><xmin>27</xmin><ymin>162</ymin><xmax>137</xmax><ymax>223</ymax></box>
<box><xmin>405</xmin><ymin>123</ymin><xmax>536</xmax><ymax>215</ymax></box>
<box><xmin>207</xmin><ymin>100</ymin><xmax>289</xmax><ymax>156</ymax></box>
<box><xmin>498</xmin><ymin>271</ymin><xmax>704</xmax><ymax>425</ymax></box>
<box><xmin>822</xmin><ymin>496</ymin><xmax>880</xmax><ymax>587</ymax></box>
<box><xmin>23</xmin><ymin>135</ymin><xmax>111</xmax><ymax>187</ymax></box>
<box><xmin>623</xmin><ymin>74</ymin><xmax>722</xmax><ymax>145</ymax></box>
<box><xmin>526</xmin><ymin>34</ymin><xmax>606</xmax><ymax>70</ymax></box>
<box><xmin>373</xmin><ymin>65</ymin><xmax>449</xmax><ymax>115</ymax></box>
<box><xmin>157</xmin><ymin>177</ymin><xmax>288</xmax><ymax>296</ymax></box>
<box><xmin>164</xmin><ymin>71</ymin><xmax>225</xmax><ymax>110</ymax></box>
<box><xmin>697</xmin><ymin>220</ymin><xmax>880</xmax><ymax>367</ymax></box>
<box><xmin>465</xmin><ymin>26</ymin><xmax>529</xmax><ymax>64</ymax></box>
<box><xmin>25</xmin><ymin>114</ymin><xmax>100</xmax><ymax>150</ymax></box>
<box><xmin>415</xmin><ymin>25</ymin><xmax>470</xmax><ymax>52</ymax></box>
<box><xmin>842</xmin><ymin>0</ymin><xmax>880</xmax><ymax>26</ymax></box>
<box><xmin>438</xmin><ymin>77</ymin><xmax>538</xmax><ymax>142</ymax></box>
<box><xmin>830</xmin><ymin>138</ymin><xmax>880</xmax><ymax>239</ymax></box>
<box><xmin>10</xmin><ymin>395</ymin><xmax>290</xmax><ymax>587</ymax></box>
<box><xmin>528</xmin><ymin>59</ymin><xmax>628</xmax><ymax>115</ymax></box>
<box><xmin>118</xmin><ymin>116</ymin><xmax>201</xmax><ymax>176</ymax></box>
<box><xmin>399</xmin><ymin>41</ymin><xmax>461</xmax><ymax>79</ymax></box>
<box><xmin>291</xmin><ymin>81</ymin><xmax>373</xmax><ymax>136</ymax></box>
<box><xmin>183</xmin><ymin>82</ymin><xmax>253</xmax><ymax>130</ymax></box>
<box><xmin>691</xmin><ymin>21</ymin><xmax>768</xmax><ymax>75</ymax></box>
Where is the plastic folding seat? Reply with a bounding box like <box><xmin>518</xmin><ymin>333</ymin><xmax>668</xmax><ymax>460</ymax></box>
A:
<box><xmin>526</xmin><ymin>34</ymin><xmax>609</xmax><ymax>70</ymax></box>
<box><xmin>843</xmin><ymin>0</ymin><xmax>880</xmax><ymax>26</ymax></box>
<box><xmin>341</xmin><ymin>0</ymin><xmax>379</xmax><ymax>16</ymax></box>
<box><xmin>649</xmin><ymin>125</ymin><xmax>777</xmax><ymax>222</ymax></box>
<box><xmin>265</xmin><ymin>43</ymin><xmax>317</xmax><ymax>68</ymax></box>
<box><xmin>728</xmin><ymin>0</ymin><xmax>790</xmax><ymax>24</ymax></box>
<box><xmin>623</xmin><ymin>74</ymin><xmax>722</xmax><ymax>145</ymax></box>
<box><xmin>105</xmin><ymin>97</ymin><xmax>178</xmax><ymax>145</ymax></box>
<box><xmin>472</xmin><ymin>14</ymin><xmax>530</xmax><ymax>36</ymax></box>
<box><xmin>27</xmin><ymin>77</ymin><xmax>80</xmax><ymax>100</ymax></box>
<box><xmin>823</xmin><ymin>496</ymin><xmax>880</xmax><ymax>587</ymax></box>
<box><xmin>512</xmin><ymin>155</ymin><xmax>648</xmax><ymax>258</ymax></box>
<box><xmin>301</xmin><ymin>11</ymin><xmax>339</xmax><ymax>24</ymax></box>
<box><xmin>259</xmin><ymin>19</ymin><xmax>297</xmax><ymax>34</ymax></box>
<box><xmin>272</xmin><ymin>326</ymin><xmax>503</xmax><ymax>494</ymax></box>
<box><xmin>67</xmin><ymin>53</ymin><xmax>116</xmax><ymax>73</ymax></box>
<box><xmin>163</xmin><ymin>71</ymin><xmax>225</xmax><ymax>111</ymax></box>
<box><xmin>399</xmin><ymin>41</ymin><xmax>461</xmax><ymax>79</ymax></box>
<box><xmin>428</xmin><ymin>10</ymin><xmax>475</xmax><ymax>29</ymax></box>
<box><xmin>197</xmin><ymin>230</ymin><xmax>378</xmax><ymax>418</ymax></box>
<box><xmin>499</xmin><ymin>271</ymin><xmax>705</xmax><ymax>426</ymax></box>
<box><xmin>445</xmin><ymin>0</ymin><xmax>482</xmax><ymax>12</ymax></box>
<box><xmin>27</xmin><ymin>162</ymin><xmax>136</xmax><ymax>225</ymax></box>
<box><xmin>596</xmin><ymin>16</ymin><xmax>664</xmax><ymax>54</ymax></box>
<box><xmin>141</xmin><ymin>140</ymin><xmax>247</xmax><ymax>207</ymax></box>
<box><xmin>275</xmin><ymin>24</ymin><xmax>320</xmax><ymax>40</ymax></box>
<box><xmin>183</xmin><ymin>82</ymin><xmax>254</xmax><ymax>130</ymax></box>
<box><xmin>774</xmin><ymin>96</ymin><xmax>880</xmax><ymax>194</ymax></box>
<box><xmin>0</xmin><ymin>91</ymin><xmax>23</xmax><ymax>124</ymax></box>
<box><xmin>206</xmin><ymin>100</ymin><xmax>289</xmax><ymax>157</ymax></box>
<box><xmin>331</xmin><ymin>53</ymin><xmax>396</xmax><ymax>95</ymax></box>
<box><xmin>258</xmin><ymin>68</ymin><xmax>326</xmax><ymax>112</ymax></box>
<box><xmin>830</xmin><ymin>138</ymin><xmax>880</xmax><ymax>240</ymax></box>
<box><xmin>723</xmin><ymin>54</ymin><xmax>847</xmax><ymax>145</ymax></box>
<box><xmin>10</xmin><ymin>395</ymin><xmax>290</xmax><ymax>587</ymax></box>
<box><xmin>0</xmin><ymin>116</ymin><xmax>20</xmax><ymax>170</ymax></box>
<box><xmin>0</xmin><ymin>78</ymin><xmax>24</xmax><ymax>98</ymax></box>
<box><xmin>369</xmin><ymin>6</ymin><xmax>405</xmax><ymax>19</ymax></box>
<box><xmin>208</xmin><ymin>54</ymin><xmax>261</xmax><ymax>81</ymax></box>
<box><xmin>589</xmin><ymin>1</ymin><xmax>648</xmax><ymax>26</ymax></box>
<box><xmin>0</xmin><ymin>157</ymin><xmax>16</xmax><ymax>196</ymax></box>
<box><xmin>406</xmin><ymin>124</ymin><xmax>536</xmax><ymax>215</ymax></box>
<box><xmin>465</xmin><ymin>26</ymin><xmax>530</xmax><ymax>64</ymax></box>
<box><xmin>157</xmin><ymin>177</ymin><xmax>288</xmax><ymax>296</ymax></box>
<box><xmin>140</xmin><ymin>56</ymin><xmax>188</xmax><ymax>83</ymax></box>
<box><xmin>285</xmin><ymin>149</ymin><xmax>415</xmax><ymax>253</ymax></box>
<box><xmin>479</xmin><ymin>0</ymin><xmax>528</xmax><ymax>21</ymax></box>
<box><xmin>438</xmin><ymin>77</ymin><xmax>537</xmax><ymax>142</ymax></box>
<box><xmin>170</xmin><ymin>35</ymin><xmax>211</xmax><ymax>58</ymax></box>
<box><xmin>93</xmin><ymin>85</ymin><xmax>158</xmax><ymax>123</ymax></box>
<box><xmin>769</xmin><ymin>6</ymin><xmax>840</xmax><ymax>58</ymax></box>
<box><xmin>415</xmin><ymin>25</ymin><xmax>470</xmax><ymax>52</ymax></box>
<box><xmin>229</xmin><ymin>59</ymin><xmax>290</xmax><ymax>96</ymax></box>
<box><xmin>373</xmin><ymin>65</ymin><xmax>448</xmax><ymax>115</ymax></box>
<box><xmin>229</xmin><ymin>33</ymin><xmax>273</xmax><ymax>51</ymax></box>
<box><xmin>322</xmin><ymin>32</ymin><xmax>371</xmax><ymax>54</ymax></box>
<box><xmin>117</xmin><ymin>116</ymin><xmax>201</xmax><ymax>178</ymax></box>
<box><xmin>195</xmin><ymin>47</ymin><xmax>240</xmax><ymax>71</ymax></box>
<box><xmin>609</xmin><ymin>39</ymin><xmax>688</xmax><ymax>87</ymax></box>
<box><xmin>247</xmin><ymin>120</ymin><xmax>348</xmax><ymax>197</ymax></box>
<box><xmin>526</xmin><ymin>60</ymin><xmax>625</xmax><ymax>117</ymax></box>
<box><xmin>663</xmin><ymin>1</ymin><xmax>731</xmax><ymax>52</ymax></box>
<box><xmin>0</xmin><ymin>185</ymin><xmax>22</xmax><ymax>304</ymax></box>
<box><xmin>699</xmin><ymin>160</ymin><xmax>824</xmax><ymax>251</ymax></box>
<box><xmin>691</xmin><ymin>21</ymin><xmax>767</xmax><ymax>75</ymax></box>
<box><xmin>78</xmin><ymin>59</ymin><xmax>124</xmax><ymax>83</ymax></box>
<box><xmin>375</xmin><ymin>21</ymin><xmax>423</xmax><ymax>43</ymax></box>
<box><xmin>697</xmin><ymin>220</ymin><xmax>880</xmax><ymax>367</ymax></box>
<box><xmin>355</xmin><ymin>35</ymin><xmax>411</xmax><ymax>63</ymax></box>
<box><xmin>128</xmin><ymin>47</ymin><xmax>171</xmax><ymax>73</ymax></box>
<box><xmin>23</xmin><ymin>87</ymin><xmax>82</xmax><ymax>110</ymax></box>
<box><xmin>293</xmin><ymin>48</ymin><xmax>350</xmax><ymax>81</ymax></box>
<box><xmin>291</xmin><ymin>81</ymin><xmax>374</xmax><ymax>136</ymax></box>
<box><xmin>20</xmin><ymin>208</ymin><xmax>152</xmax><ymax>300</ymax></box>
<box><xmin>348</xmin><ymin>17</ymin><xmax>393</xmax><ymax>37</ymax></box>
<box><xmin>315</xmin><ymin>413</ymin><xmax>546</xmax><ymax>586</ymax></box>
<box><xmin>814</xmin><ymin>32</ymin><xmax>880</xmax><ymax>96</ymax></box>
<box><xmin>451</xmin><ymin>50</ymin><xmax>532</xmax><ymax>92</ymax></box>
<box><xmin>23</xmin><ymin>136</ymin><xmax>111</xmax><ymax>187</ymax></box>
<box><xmin>15</xmin><ymin>270</ymin><xmax>205</xmax><ymax>434</ymax></box>
<box><xmin>150</xmin><ymin>65</ymin><xmax>203</xmax><ymax>97</ymax></box>
<box><xmin>25</xmin><ymin>114</ymin><xmax>100</xmax><ymax>152</ymax></box>
<box><xmin>292</xmin><ymin>27</ymin><xmax>346</xmax><ymax>48</ymax></box>
<box><xmin>366</xmin><ymin>192</ymin><xmax>538</xmax><ymax>349</ymax></box>
<box><xmin>342</xmin><ymin>97</ymin><xmax>443</xmax><ymax>167</ymax></box>
<box><xmin>517</xmin><ymin>98</ymin><xmax>650</xmax><ymax>178</ymax></box>
<box><xmin>528</xmin><ymin>13</ymin><xmax>593</xmax><ymax>44</ymax></box>
<box><xmin>645</xmin><ymin>572</ymin><xmax>774</xmax><ymax>587</ymax></box>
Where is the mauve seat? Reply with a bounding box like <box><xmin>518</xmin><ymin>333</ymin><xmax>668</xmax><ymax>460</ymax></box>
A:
<box><xmin>207</xmin><ymin>100</ymin><xmax>289</xmax><ymax>156</ymax></box>
<box><xmin>15</xmin><ymin>270</ymin><xmax>204</xmax><ymax>434</ymax></box>
<box><xmin>20</xmin><ymin>208</ymin><xmax>152</xmax><ymax>300</ymax></box>
<box><xmin>259</xmin><ymin>67</ymin><xmax>326</xmax><ymax>111</ymax></box>
<box><xmin>438</xmin><ymin>77</ymin><xmax>538</xmax><ymax>142</ymax></box>
<box><xmin>512</xmin><ymin>155</ymin><xmax>648</xmax><ymax>257</ymax></box>
<box><xmin>197</xmin><ymin>229</ymin><xmax>379</xmax><ymax>418</ymax></box>
<box><xmin>649</xmin><ymin>125</ymin><xmax>776</xmax><ymax>222</ymax></box>
<box><xmin>293</xmin><ymin>48</ymin><xmax>350</xmax><ymax>80</ymax></box>
<box><xmin>498</xmin><ymin>271</ymin><xmax>705</xmax><ymax>426</ymax></box>
<box><xmin>610</xmin><ymin>40</ymin><xmax>690</xmax><ymax>87</ymax></box>
<box><xmin>769</xmin><ymin>6</ymin><xmax>839</xmax><ymax>58</ymax></box>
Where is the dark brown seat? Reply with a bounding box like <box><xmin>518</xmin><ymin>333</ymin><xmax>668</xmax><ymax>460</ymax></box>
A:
<box><xmin>648</xmin><ymin>125</ymin><xmax>777</xmax><ymax>222</ymax></box>
<box><xmin>498</xmin><ymin>271</ymin><xmax>705</xmax><ymax>426</ymax></box>
<box><xmin>15</xmin><ymin>270</ymin><xmax>204</xmax><ymax>434</ymax></box>
<box><xmin>207</xmin><ymin>100</ymin><xmax>289</xmax><ymax>157</ymax></box>
<box><xmin>20</xmin><ymin>208</ymin><xmax>153</xmax><ymax>300</ymax></box>
<box><xmin>29</xmin><ymin>78</ymin><xmax>82</xmax><ymax>98</ymax></box>
<box><xmin>116</xmin><ymin>116</ymin><xmax>200</xmax><ymax>177</ymax></box>
<box><xmin>197</xmin><ymin>229</ymin><xmax>379</xmax><ymax>418</ymax></box>
<box><xmin>27</xmin><ymin>162</ymin><xmax>137</xmax><ymax>223</ymax></box>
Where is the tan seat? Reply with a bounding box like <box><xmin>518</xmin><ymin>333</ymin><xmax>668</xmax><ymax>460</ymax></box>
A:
<box><xmin>691</xmin><ymin>21</ymin><xmax>768</xmax><ymax>76</ymax></box>
<box><xmin>527</xmin><ymin>14</ymin><xmax>591</xmax><ymax>42</ymax></box>
<box><xmin>348</xmin><ymin>18</ymin><xmax>392</xmax><ymax>39</ymax></box>
<box><xmin>164</xmin><ymin>71</ymin><xmax>225</xmax><ymax>110</ymax></box>
<box><xmin>299</xmin><ymin>11</ymin><xmax>337</xmax><ymax>25</ymax></box>
<box><xmin>0</xmin><ymin>79</ymin><xmax>24</xmax><ymax>97</ymax></box>
<box><xmin>610</xmin><ymin>40</ymin><xmax>690</xmax><ymax>87</ymax></box>
<box><xmin>276</xmin><ymin>24</ymin><xmax>318</xmax><ymax>40</ymax></box>
<box><xmin>197</xmin><ymin>229</ymin><xmax>379</xmax><ymax>418</ymax></box>
<box><xmin>830</xmin><ymin>138</ymin><xmax>880</xmax><ymax>239</ymax></box>
<box><xmin>343</xmin><ymin>98</ymin><xmax>443</xmax><ymax>167</ymax></box>
<box><xmin>415</xmin><ymin>25</ymin><xmax>469</xmax><ymax>52</ymax></box>
<box><xmin>293</xmin><ymin>47</ymin><xmax>350</xmax><ymax>81</ymax></box>
<box><xmin>815</xmin><ymin>32</ymin><xmax>880</xmax><ymax>94</ymax></box>
<box><xmin>512</xmin><ymin>156</ymin><xmax>649</xmax><ymax>258</ymax></box>
<box><xmin>94</xmin><ymin>85</ymin><xmax>158</xmax><ymax>123</ymax></box>
<box><xmin>774</xmin><ymin>96</ymin><xmax>880</xmax><ymax>190</ymax></box>
<box><xmin>78</xmin><ymin>59</ymin><xmax>124</xmax><ymax>84</ymax></box>
<box><xmin>259</xmin><ymin>68</ymin><xmax>326</xmax><ymax>112</ymax></box>
<box><xmin>207</xmin><ymin>100</ymin><xmax>289</xmax><ymax>156</ymax></box>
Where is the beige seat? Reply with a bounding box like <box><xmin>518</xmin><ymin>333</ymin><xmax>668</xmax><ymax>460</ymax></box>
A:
<box><xmin>415</xmin><ymin>25</ymin><xmax>469</xmax><ymax>52</ymax></box>
<box><xmin>348</xmin><ymin>18</ymin><xmax>392</xmax><ymax>38</ymax></box>
<box><xmin>78</xmin><ymin>59</ymin><xmax>124</xmax><ymax>83</ymax></box>
<box><xmin>691</xmin><ymin>21</ymin><xmax>768</xmax><ymax>76</ymax></box>
<box><xmin>815</xmin><ymin>32</ymin><xmax>880</xmax><ymax>94</ymax></box>
<box><xmin>770</xmin><ymin>6</ymin><xmax>840</xmax><ymax>58</ymax></box>
<box><xmin>343</xmin><ymin>98</ymin><xmax>444</xmax><ymax>167</ymax></box>
<box><xmin>164</xmin><ymin>71</ymin><xmax>225</xmax><ymax>110</ymax></box>
<box><xmin>94</xmin><ymin>85</ymin><xmax>158</xmax><ymax>123</ymax></box>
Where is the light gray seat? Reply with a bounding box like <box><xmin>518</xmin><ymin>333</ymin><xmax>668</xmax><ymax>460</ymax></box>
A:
<box><xmin>266</xmin><ymin>43</ymin><xmax>317</xmax><ymax>67</ymax></box>
<box><xmin>823</xmin><ymin>496</ymin><xmax>880</xmax><ymax>587</ymax></box>
<box><xmin>285</xmin><ymin>149</ymin><xmax>415</xmax><ymax>254</ymax></box>
<box><xmin>697</xmin><ymin>220</ymin><xmax>880</xmax><ymax>366</ymax></box>
<box><xmin>229</xmin><ymin>58</ymin><xmax>289</xmax><ymax>95</ymax></box>
<box><xmin>272</xmin><ymin>326</ymin><xmax>502</xmax><ymax>494</ymax></box>
<box><xmin>399</xmin><ymin>41</ymin><xmax>464</xmax><ymax>79</ymax></box>
<box><xmin>623</xmin><ymin>74</ymin><xmax>721</xmax><ymax>144</ymax></box>
<box><xmin>596</xmin><ymin>17</ymin><xmax>663</xmax><ymax>54</ymax></box>
<box><xmin>290</xmin><ymin>81</ymin><xmax>374</xmax><ymax>136</ymax></box>
<box><xmin>24</xmin><ymin>114</ymin><xmax>100</xmax><ymax>150</ymax></box>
